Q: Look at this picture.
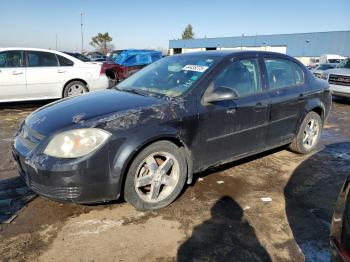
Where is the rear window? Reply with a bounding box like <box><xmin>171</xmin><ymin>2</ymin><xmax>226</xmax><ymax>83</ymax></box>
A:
<box><xmin>27</xmin><ymin>51</ymin><xmax>58</xmax><ymax>67</ymax></box>
<box><xmin>57</xmin><ymin>55</ymin><xmax>74</xmax><ymax>66</ymax></box>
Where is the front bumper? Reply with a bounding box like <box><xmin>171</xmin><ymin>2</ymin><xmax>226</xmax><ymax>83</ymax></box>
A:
<box><xmin>12</xmin><ymin>136</ymin><xmax>122</xmax><ymax>204</ymax></box>
<box><xmin>330</xmin><ymin>84</ymin><xmax>350</xmax><ymax>98</ymax></box>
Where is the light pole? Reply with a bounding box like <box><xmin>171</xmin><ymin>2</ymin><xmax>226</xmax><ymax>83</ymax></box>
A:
<box><xmin>80</xmin><ymin>12</ymin><xmax>84</xmax><ymax>53</ymax></box>
<box><xmin>55</xmin><ymin>34</ymin><xmax>58</xmax><ymax>50</ymax></box>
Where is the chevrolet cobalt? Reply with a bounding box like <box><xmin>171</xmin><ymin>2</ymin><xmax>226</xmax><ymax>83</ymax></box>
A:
<box><xmin>12</xmin><ymin>51</ymin><xmax>332</xmax><ymax>210</ymax></box>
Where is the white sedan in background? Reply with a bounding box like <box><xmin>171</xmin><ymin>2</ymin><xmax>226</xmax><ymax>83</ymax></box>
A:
<box><xmin>0</xmin><ymin>47</ymin><xmax>109</xmax><ymax>102</ymax></box>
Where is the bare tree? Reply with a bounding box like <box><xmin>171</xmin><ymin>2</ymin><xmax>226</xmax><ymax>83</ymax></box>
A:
<box><xmin>90</xmin><ymin>32</ymin><xmax>113</xmax><ymax>54</ymax></box>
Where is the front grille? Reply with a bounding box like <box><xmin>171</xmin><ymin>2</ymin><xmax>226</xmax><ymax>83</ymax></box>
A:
<box><xmin>329</xmin><ymin>74</ymin><xmax>350</xmax><ymax>86</ymax></box>
<box><xmin>313</xmin><ymin>73</ymin><xmax>322</xmax><ymax>79</ymax></box>
<box><xmin>30</xmin><ymin>180</ymin><xmax>81</xmax><ymax>200</ymax></box>
<box><xmin>18</xmin><ymin>125</ymin><xmax>45</xmax><ymax>150</ymax></box>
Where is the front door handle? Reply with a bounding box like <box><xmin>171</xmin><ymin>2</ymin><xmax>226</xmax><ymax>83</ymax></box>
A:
<box><xmin>12</xmin><ymin>71</ymin><xmax>23</xmax><ymax>75</ymax></box>
<box><xmin>254</xmin><ymin>102</ymin><xmax>268</xmax><ymax>111</ymax></box>
<box><xmin>299</xmin><ymin>93</ymin><xmax>306</xmax><ymax>100</ymax></box>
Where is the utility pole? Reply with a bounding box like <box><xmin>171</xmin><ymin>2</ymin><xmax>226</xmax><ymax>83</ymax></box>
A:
<box><xmin>55</xmin><ymin>34</ymin><xmax>58</xmax><ymax>50</ymax></box>
<box><xmin>80</xmin><ymin>12</ymin><xmax>84</xmax><ymax>53</ymax></box>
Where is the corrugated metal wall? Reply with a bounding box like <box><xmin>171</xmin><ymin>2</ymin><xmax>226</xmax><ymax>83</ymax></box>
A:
<box><xmin>169</xmin><ymin>31</ymin><xmax>350</xmax><ymax>57</ymax></box>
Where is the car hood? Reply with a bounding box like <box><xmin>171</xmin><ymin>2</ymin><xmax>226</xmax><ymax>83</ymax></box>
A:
<box><xmin>326</xmin><ymin>68</ymin><xmax>350</xmax><ymax>76</ymax></box>
<box><xmin>25</xmin><ymin>90</ymin><xmax>167</xmax><ymax>136</ymax></box>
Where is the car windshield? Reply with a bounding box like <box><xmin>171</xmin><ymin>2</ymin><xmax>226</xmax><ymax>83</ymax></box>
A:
<box><xmin>316</xmin><ymin>64</ymin><xmax>335</xmax><ymax>70</ymax></box>
<box><xmin>116</xmin><ymin>54</ymin><xmax>221</xmax><ymax>97</ymax></box>
<box><xmin>328</xmin><ymin>59</ymin><xmax>342</xmax><ymax>64</ymax></box>
<box><xmin>66</xmin><ymin>53</ymin><xmax>91</xmax><ymax>62</ymax></box>
<box><xmin>76</xmin><ymin>54</ymin><xmax>90</xmax><ymax>62</ymax></box>
<box><xmin>107</xmin><ymin>51</ymin><xmax>122</xmax><ymax>62</ymax></box>
<box><xmin>336</xmin><ymin>58</ymin><xmax>350</xmax><ymax>69</ymax></box>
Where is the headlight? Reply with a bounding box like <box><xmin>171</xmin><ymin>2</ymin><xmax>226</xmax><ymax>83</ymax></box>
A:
<box><xmin>44</xmin><ymin>128</ymin><xmax>111</xmax><ymax>158</ymax></box>
<box><xmin>321</xmin><ymin>73</ymin><xmax>329</xmax><ymax>80</ymax></box>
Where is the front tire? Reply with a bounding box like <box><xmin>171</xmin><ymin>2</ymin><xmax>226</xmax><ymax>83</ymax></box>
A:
<box><xmin>124</xmin><ymin>141</ymin><xmax>187</xmax><ymax>211</ymax></box>
<box><xmin>289</xmin><ymin>111</ymin><xmax>322</xmax><ymax>154</ymax></box>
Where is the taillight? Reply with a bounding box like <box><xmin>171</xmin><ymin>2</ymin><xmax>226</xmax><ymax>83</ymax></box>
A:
<box><xmin>100</xmin><ymin>65</ymin><xmax>106</xmax><ymax>75</ymax></box>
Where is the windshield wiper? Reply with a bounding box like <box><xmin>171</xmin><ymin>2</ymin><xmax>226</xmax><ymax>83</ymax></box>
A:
<box><xmin>116</xmin><ymin>88</ymin><xmax>150</xmax><ymax>97</ymax></box>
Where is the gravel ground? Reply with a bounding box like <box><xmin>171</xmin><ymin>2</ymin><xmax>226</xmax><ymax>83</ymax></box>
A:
<box><xmin>0</xmin><ymin>98</ymin><xmax>349</xmax><ymax>261</ymax></box>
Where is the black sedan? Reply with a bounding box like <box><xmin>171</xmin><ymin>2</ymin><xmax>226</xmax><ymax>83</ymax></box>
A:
<box><xmin>12</xmin><ymin>51</ymin><xmax>332</xmax><ymax>210</ymax></box>
<box><xmin>331</xmin><ymin>176</ymin><xmax>350</xmax><ymax>261</ymax></box>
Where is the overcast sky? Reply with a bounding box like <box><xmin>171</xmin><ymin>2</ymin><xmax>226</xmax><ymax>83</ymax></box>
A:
<box><xmin>1</xmin><ymin>0</ymin><xmax>349</xmax><ymax>52</ymax></box>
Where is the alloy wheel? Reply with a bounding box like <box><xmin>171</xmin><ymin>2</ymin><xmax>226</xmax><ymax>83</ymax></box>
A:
<box><xmin>303</xmin><ymin>119</ymin><xmax>320</xmax><ymax>149</ymax></box>
<box><xmin>134</xmin><ymin>152</ymin><xmax>179</xmax><ymax>203</ymax></box>
<box><xmin>67</xmin><ymin>84</ymin><xmax>86</xmax><ymax>97</ymax></box>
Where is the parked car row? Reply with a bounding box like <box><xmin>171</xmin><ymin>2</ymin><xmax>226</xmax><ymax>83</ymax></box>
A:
<box><xmin>0</xmin><ymin>48</ymin><xmax>162</xmax><ymax>103</ymax></box>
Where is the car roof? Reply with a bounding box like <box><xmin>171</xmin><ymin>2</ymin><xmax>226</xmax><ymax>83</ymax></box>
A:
<box><xmin>173</xmin><ymin>50</ymin><xmax>293</xmax><ymax>59</ymax></box>
<box><xmin>0</xmin><ymin>47</ymin><xmax>59</xmax><ymax>52</ymax></box>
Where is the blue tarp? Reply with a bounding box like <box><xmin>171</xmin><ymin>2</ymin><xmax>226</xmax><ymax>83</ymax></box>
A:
<box><xmin>113</xmin><ymin>50</ymin><xmax>162</xmax><ymax>67</ymax></box>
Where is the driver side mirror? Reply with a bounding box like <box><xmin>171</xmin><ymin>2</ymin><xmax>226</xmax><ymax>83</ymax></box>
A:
<box><xmin>203</xmin><ymin>86</ymin><xmax>239</xmax><ymax>104</ymax></box>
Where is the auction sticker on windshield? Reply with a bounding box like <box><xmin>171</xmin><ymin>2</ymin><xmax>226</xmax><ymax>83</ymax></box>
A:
<box><xmin>182</xmin><ymin>65</ymin><xmax>209</xmax><ymax>72</ymax></box>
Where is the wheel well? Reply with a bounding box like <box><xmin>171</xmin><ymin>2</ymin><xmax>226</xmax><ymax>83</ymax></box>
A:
<box><xmin>105</xmin><ymin>69</ymin><xmax>118</xmax><ymax>80</ymax></box>
<box><xmin>119</xmin><ymin>137</ymin><xmax>193</xmax><ymax>198</ymax></box>
<box><xmin>310</xmin><ymin>107</ymin><xmax>324</xmax><ymax>120</ymax></box>
<box><xmin>62</xmin><ymin>79</ymin><xmax>88</xmax><ymax>97</ymax></box>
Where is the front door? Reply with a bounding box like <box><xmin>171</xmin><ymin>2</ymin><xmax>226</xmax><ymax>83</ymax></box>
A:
<box><xmin>197</xmin><ymin>56</ymin><xmax>270</xmax><ymax>168</ymax></box>
<box><xmin>0</xmin><ymin>50</ymin><xmax>27</xmax><ymax>101</ymax></box>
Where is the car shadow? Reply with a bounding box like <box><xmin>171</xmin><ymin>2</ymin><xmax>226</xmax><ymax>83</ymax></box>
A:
<box><xmin>177</xmin><ymin>196</ymin><xmax>272</xmax><ymax>262</ymax></box>
<box><xmin>284</xmin><ymin>142</ymin><xmax>350</xmax><ymax>261</ymax></box>
<box><xmin>193</xmin><ymin>145</ymin><xmax>287</xmax><ymax>183</ymax></box>
<box><xmin>0</xmin><ymin>176</ymin><xmax>36</xmax><ymax>223</ymax></box>
<box><xmin>332</xmin><ymin>96</ymin><xmax>350</xmax><ymax>105</ymax></box>
<box><xmin>0</xmin><ymin>100</ymin><xmax>54</xmax><ymax>110</ymax></box>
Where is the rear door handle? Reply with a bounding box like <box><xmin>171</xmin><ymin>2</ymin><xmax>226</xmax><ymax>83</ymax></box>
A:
<box><xmin>12</xmin><ymin>71</ymin><xmax>23</xmax><ymax>75</ymax></box>
<box><xmin>254</xmin><ymin>102</ymin><xmax>268</xmax><ymax>111</ymax></box>
<box><xmin>57</xmin><ymin>70</ymin><xmax>66</xmax><ymax>73</ymax></box>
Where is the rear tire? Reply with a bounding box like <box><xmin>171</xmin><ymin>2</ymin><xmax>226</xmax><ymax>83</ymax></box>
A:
<box><xmin>289</xmin><ymin>111</ymin><xmax>322</xmax><ymax>154</ymax></box>
<box><xmin>124</xmin><ymin>141</ymin><xmax>187</xmax><ymax>211</ymax></box>
<box><xmin>63</xmin><ymin>81</ymin><xmax>88</xmax><ymax>98</ymax></box>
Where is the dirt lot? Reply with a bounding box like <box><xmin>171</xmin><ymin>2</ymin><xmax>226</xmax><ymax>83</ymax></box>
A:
<box><xmin>0</xmin><ymin>98</ymin><xmax>350</xmax><ymax>262</ymax></box>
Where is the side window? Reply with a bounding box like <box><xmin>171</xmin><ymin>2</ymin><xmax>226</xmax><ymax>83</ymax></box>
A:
<box><xmin>264</xmin><ymin>58</ymin><xmax>304</xmax><ymax>89</ymax></box>
<box><xmin>57</xmin><ymin>55</ymin><xmax>74</xmax><ymax>66</ymax></box>
<box><xmin>0</xmin><ymin>51</ymin><xmax>23</xmax><ymax>68</ymax></box>
<box><xmin>27</xmin><ymin>51</ymin><xmax>58</xmax><ymax>67</ymax></box>
<box><xmin>211</xmin><ymin>58</ymin><xmax>262</xmax><ymax>97</ymax></box>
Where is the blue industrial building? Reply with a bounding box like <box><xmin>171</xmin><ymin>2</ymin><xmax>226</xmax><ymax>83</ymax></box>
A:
<box><xmin>169</xmin><ymin>30</ymin><xmax>350</xmax><ymax>58</ymax></box>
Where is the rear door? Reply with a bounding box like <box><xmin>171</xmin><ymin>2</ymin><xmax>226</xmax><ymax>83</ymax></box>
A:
<box><xmin>197</xmin><ymin>55</ymin><xmax>270</xmax><ymax>167</ymax></box>
<box><xmin>0</xmin><ymin>50</ymin><xmax>27</xmax><ymax>101</ymax></box>
<box><xmin>25</xmin><ymin>50</ymin><xmax>62</xmax><ymax>98</ymax></box>
<box><xmin>262</xmin><ymin>56</ymin><xmax>309</xmax><ymax>147</ymax></box>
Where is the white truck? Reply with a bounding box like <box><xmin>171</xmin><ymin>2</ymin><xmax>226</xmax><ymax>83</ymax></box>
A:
<box><xmin>319</xmin><ymin>54</ymin><xmax>346</xmax><ymax>64</ymax></box>
<box><xmin>323</xmin><ymin>58</ymin><xmax>350</xmax><ymax>98</ymax></box>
